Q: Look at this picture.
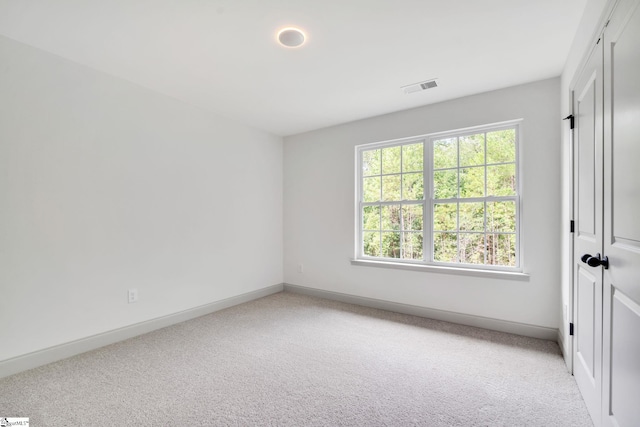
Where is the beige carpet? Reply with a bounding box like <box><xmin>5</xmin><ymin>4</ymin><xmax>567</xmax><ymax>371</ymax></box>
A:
<box><xmin>0</xmin><ymin>291</ymin><xmax>592</xmax><ymax>426</ymax></box>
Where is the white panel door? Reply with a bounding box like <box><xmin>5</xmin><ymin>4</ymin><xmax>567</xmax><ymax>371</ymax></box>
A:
<box><xmin>602</xmin><ymin>0</ymin><xmax>640</xmax><ymax>425</ymax></box>
<box><xmin>572</xmin><ymin>40</ymin><xmax>604</xmax><ymax>425</ymax></box>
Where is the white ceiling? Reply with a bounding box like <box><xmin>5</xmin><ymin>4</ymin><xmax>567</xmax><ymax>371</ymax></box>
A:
<box><xmin>0</xmin><ymin>0</ymin><xmax>588</xmax><ymax>136</ymax></box>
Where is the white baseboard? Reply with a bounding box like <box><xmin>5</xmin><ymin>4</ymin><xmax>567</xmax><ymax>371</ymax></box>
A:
<box><xmin>0</xmin><ymin>283</ymin><xmax>284</xmax><ymax>379</ymax></box>
<box><xmin>284</xmin><ymin>283</ymin><xmax>558</xmax><ymax>341</ymax></box>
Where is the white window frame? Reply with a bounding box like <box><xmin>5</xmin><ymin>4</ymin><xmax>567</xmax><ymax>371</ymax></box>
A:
<box><xmin>354</xmin><ymin>120</ymin><xmax>523</xmax><ymax>273</ymax></box>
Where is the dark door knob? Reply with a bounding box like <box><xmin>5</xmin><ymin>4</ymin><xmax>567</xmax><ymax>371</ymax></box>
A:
<box><xmin>581</xmin><ymin>253</ymin><xmax>609</xmax><ymax>269</ymax></box>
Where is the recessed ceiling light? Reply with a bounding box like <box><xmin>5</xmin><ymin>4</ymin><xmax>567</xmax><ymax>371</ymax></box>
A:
<box><xmin>277</xmin><ymin>27</ymin><xmax>306</xmax><ymax>48</ymax></box>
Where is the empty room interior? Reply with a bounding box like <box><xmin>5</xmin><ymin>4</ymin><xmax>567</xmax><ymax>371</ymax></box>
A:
<box><xmin>1</xmin><ymin>0</ymin><xmax>639</xmax><ymax>426</ymax></box>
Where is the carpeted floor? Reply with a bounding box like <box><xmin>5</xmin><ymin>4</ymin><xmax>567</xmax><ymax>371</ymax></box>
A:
<box><xmin>0</xmin><ymin>291</ymin><xmax>592</xmax><ymax>426</ymax></box>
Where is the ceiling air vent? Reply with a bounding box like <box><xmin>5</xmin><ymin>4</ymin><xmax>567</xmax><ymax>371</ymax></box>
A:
<box><xmin>402</xmin><ymin>78</ymin><xmax>438</xmax><ymax>94</ymax></box>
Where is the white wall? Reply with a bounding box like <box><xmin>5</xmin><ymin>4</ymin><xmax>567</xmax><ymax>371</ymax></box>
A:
<box><xmin>559</xmin><ymin>0</ymin><xmax>611</xmax><ymax>366</ymax></box>
<box><xmin>284</xmin><ymin>78</ymin><xmax>561</xmax><ymax>330</ymax></box>
<box><xmin>0</xmin><ymin>36</ymin><xmax>283</xmax><ymax>363</ymax></box>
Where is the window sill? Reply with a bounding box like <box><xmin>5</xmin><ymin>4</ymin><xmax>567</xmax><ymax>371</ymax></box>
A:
<box><xmin>350</xmin><ymin>259</ymin><xmax>530</xmax><ymax>280</ymax></box>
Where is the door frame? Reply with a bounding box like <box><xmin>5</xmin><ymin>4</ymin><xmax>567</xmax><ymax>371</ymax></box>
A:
<box><xmin>568</xmin><ymin>91</ymin><xmax>575</xmax><ymax>374</ymax></box>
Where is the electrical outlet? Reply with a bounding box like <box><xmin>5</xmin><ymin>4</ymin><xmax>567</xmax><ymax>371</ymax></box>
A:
<box><xmin>128</xmin><ymin>288</ymin><xmax>138</xmax><ymax>304</ymax></box>
<box><xmin>298</xmin><ymin>263</ymin><xmax>304</xmax><ymax>273</ymax></box>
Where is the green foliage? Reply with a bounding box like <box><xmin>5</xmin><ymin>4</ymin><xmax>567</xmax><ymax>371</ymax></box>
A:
<box><xmin>402</xmin><ymin>204</ymin><xmax>423</xmax><ymax>231</ymax></box>
<box><xmin>459</xmin><ymin>133</ymin><xmax>484</xmax><ymax>166</ymax></box>
<box><xmin>433</xmin><ymin>232</ymin><xmax>457</xmax><ymax>262</ymax></box>
<box><xmin>381</xmin><ymin>205</ymin><xmax>400</xmax><ymax>230</ymax></box>
<box><xmin>402</xmin><ymin>143</ymin><xmax>423</xmax><ymax>172</ymax></box>
<box><xmin>363</xmin><ymin>231</ymin><xmax>380</xmax><ymax>257</ymax></box>
<box><xmin>362</xmin><ymin>149</ymin><xmax>381</xmax><ymax>176</ymax></box>
<box><xmin>434</xmin><ymin>170</ymin><xmax>457</xmax><ymax>199</ymax></box>
<box><xmin>434</xmin><ymin>138</ymin><xmax>457</xmax><ymax>169</ymax></box>
<box><xmin>402</xmin><ymin>232</ymin><xmax>423</xmax><ymax>259</ymax></box>
<box><xmin>487</xmin><ymin>234</ymin><xmax>516</xmax><ymax>265</ymax></box>
<box><xmin>487</xmin><ymin>201</ymin><xmax>516</xmax><ymax>232</ymax></box>
<box><xmin>459</xmin><ymin>233</ymin><xmax>485</xmax><ymax>264</ymax></box>
<box><xmin>459</xmin><ymin>202</ymin><xmax>484</xmax><ymax>231</ymax></box>
<box><xmin>487</xmin><ymin>164</ymin><xmax>516</xmax><ymax>196</ymax></box>
<box><xmin>382</xmin><ymin>175</ymin><xmax>401</xmax><ymax>201</ymax></box>
<box><xmin>363</xmin><ymin>206</ymin><xmax>380</xmax><ymax>231</ymax></box>
<box><xmin>487</xmin><ymin>130</ymin><xmax>516</xmax><ymax>164</ymax></box>
<box><xmin>363</xmin><ymin>177</ymin><xmax>381</xmax><ymax>202</ymax></box>
<box><xmin>382</xmin><ymin>146</ymin><xmax>401</xmax><ymax>174</ymax></box>
<box><xmin>459</xmin><ymin>167</ymin><xmax>485</xmax><ymax>198</ymax></box>
<box><xmin>434</xmin><ymin>203</ymin><xmax>456</xmax><ymax>231</ymax></box>
<box><xmin>382</xmin><ymin>232</ymin><xmax>401</xmax><ymax>258</ymax></box>
<box><xmin>402</xmin><ymin>173</ymin><xmax>423</xmax><ymax>200</ymax></box>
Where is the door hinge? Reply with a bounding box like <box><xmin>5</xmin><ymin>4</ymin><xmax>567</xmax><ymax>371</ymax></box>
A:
<box><xmin>570</xmin><ymin>220</ymin><xmax>575</xmax><ymax>233</ymax></box>
<box><xmin>564</xmin><ymin>115</ymin><xmax>575</xmax><ymax>129</ymax></box>
<box><xmin>569</xmin><ymin>323</ymin><xmax>574</xmax><ymax>336</ymax></box>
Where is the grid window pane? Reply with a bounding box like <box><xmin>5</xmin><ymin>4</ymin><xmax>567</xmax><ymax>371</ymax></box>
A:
<box><xmin>382</xmin><ymin>146</ymin><xmax>401</xmax><ymax>174</ymax></box>
<box><xmin>433</xmin><ymin>232</ymin><xmax>458</xmax><ymax>263</ymax></box>
<box><xmin>403</xmin><ymin>143</ymin><xmax>423</xmax><ymax>172</ymax></box>
<box><xmin>459</xmin><ymin>233</ymin><xmax>485</xmax><ymax>264</ymax></box>
<box><xmin>487</xmin><ymin>201</ymin><xmax>516</xmax><ymax>232</ymax></box>
<box><xmin>363</xmin><ymin>232</ymin><xmax>381</xmax><ymax>257</ymax></box>
<box><xmin>434</xmin><ymin>138</ymin><xmax>457</xmax><ymax>169</ymax></box>
<box><xmin>402</xmin><ymin>204</ymin><xmax>423</xmax><ymax>231</ymax></box>
<box><xmin>433</xmin><ymin>203</ymin><xmax>457</xmax><ymax>231</ymax></box>
<box><xmin>487</xmin><ymin>164</ymin><xmax>516</xmax><ymax>196</ymax></box>
<box><xmin>487</xmin><ymin>129</ymin><xmax>516</xmax><ymax>164</ymax></box>
<box><xmin>402</xmin><ymin>232</ymin><xmax>423</xmax><ymax>259</ymax></box>
<box><xmin>363</xmin><ymin>206</ymin><xmax>381</xmax><ymax>231</ymax></box>
<box><xmin>459</xmin><ymin>167</ymin><xmax>485</xmax><ymax>198</ymax></box>
<box><xmin>363</xmin><ymin>149</ymin><xmax>381</xmax><ymax>176</ymax></box>
<box><xmin>381</xmin><ymin>205</ymin><xmax>401</xmax><ymax>231</ymax></box>
<box><xmin>487</xmin><ymin>234</ymin><xmax>516</xmax><ymax>266</ymax></box>
<box><xmin>381</xmin><ymin>232</ymin><xmax>401</xmax><ymax>258</ymax></box>
<box><xmin>459</xmin><ymin>133</ymin><xmax>485</xmax><ymax>167</ymax></box>
<box><xmin>382</xmin><ymin>174</ymin><xmax>401</xmax><ymax>201</ymax></box>
<box><xmin>434</xmin><ymin>169</ymin><xmax>458</xmax><ymax>199</ymax></box>
<box><xmin>402</xmin><ymin>173</ymin><xmax>424</xmax><ymax>200</ymax></box>
<box><xmin>459</xmin><ymin>202</ymin><xmax>484</xmax><ymax>231</ymax></box>
<box><xmin>363</xmin><ymin>177</ymin><xmax>381</xmax><ymax>202</ymax></box>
